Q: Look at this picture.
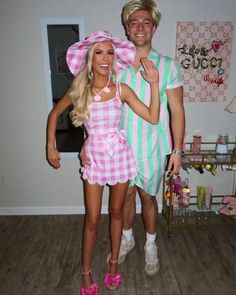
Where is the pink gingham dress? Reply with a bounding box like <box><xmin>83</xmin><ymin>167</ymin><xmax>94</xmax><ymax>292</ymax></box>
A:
<box><xmin>81</xmin><ymin>84</ymin><xmax>137</xmax><ymax>185</ymax></box>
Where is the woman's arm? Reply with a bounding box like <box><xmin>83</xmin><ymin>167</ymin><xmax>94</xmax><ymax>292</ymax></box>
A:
<box><xmin>121</xmin><ymin>57</ymin><xmax>160</xmax><ymax>124</ymax></box>
<box><xmin>46</xmin><ymin>90</ymin><xmax>72</xmax><ymax>169</ymax></box>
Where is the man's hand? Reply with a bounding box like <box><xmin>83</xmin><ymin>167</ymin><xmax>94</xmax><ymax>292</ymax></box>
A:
<box><xmin>79</xmin><ymin>142</ymin><xmax>91</xmax><ymax>167</ymax></box>
<box><xmin>167</xmin><ymin>153</ymin><xmax>182</xmax><ymax>177</ymax></box>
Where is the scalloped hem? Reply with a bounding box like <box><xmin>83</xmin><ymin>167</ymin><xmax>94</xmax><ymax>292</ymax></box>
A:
<box><xmin>82</xmin><ymin>175</ymin><xmax>137</xmax><ymax>186</ymax></box>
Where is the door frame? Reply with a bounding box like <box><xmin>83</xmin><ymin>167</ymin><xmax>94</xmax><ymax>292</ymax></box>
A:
<box><xmin>41</xmin><ymin>18</ymin><xmax>85</xmax><ymax>156</ymax></box>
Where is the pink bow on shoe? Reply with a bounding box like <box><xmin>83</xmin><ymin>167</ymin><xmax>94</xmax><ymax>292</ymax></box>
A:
<box><xmin>80</xmin><ymin>283</ymin><xmax>99</xmax><ymax>295</ymax></box>
<box><xmin>103</xmin><ymin>272</ymin><xmax>122</xmax><ymax>290</ymax></box>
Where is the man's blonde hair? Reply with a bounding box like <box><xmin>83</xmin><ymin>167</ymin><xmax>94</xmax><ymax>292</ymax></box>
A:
<box><xmin>122</xmin><ymin>0</ymin><xmax>161</xmax><ymax>28</ymax></box>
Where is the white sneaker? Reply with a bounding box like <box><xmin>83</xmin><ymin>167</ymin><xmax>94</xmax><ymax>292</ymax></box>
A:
<box><xmin>118</xmin><ymin>235</ymin><xmax>135</xmax><ymax>264</ymax></box>
<box><xmin>144</xmin><ymin>243</ymin><xmax>160</xmax><ymax>275</ymax></box>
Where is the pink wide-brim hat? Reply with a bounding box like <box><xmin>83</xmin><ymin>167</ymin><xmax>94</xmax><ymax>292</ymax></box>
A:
<box><xmin>66</xmin><ymin>30</ymin><xmax>136</xmax><ymax>76</ymax></box>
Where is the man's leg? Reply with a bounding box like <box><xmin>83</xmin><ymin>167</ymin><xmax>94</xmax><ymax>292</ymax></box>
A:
<box><xmin>118</xmin><ymin>185</ymin><xmax>137</xmax><ymax>264</ymax></box>
<box><xmin>138</xmin><ymin>188</ymin><xmax>158</xmax><ymax>234</ymax></box>
<box><xmin>138</xmin><ymin>188</ymin><xmax>159</xmax><ymax>275</ymax></box>
<box><xmin>123</xmin><ymin>185</ymin><xmax>137</xmax><ymax>230</ymax></box>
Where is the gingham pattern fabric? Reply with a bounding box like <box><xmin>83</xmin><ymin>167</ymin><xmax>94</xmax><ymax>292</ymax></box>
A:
<box><xmin>66</xmin><ymin>31</ymin><xmax>136</xmax><ymax>76</ymax></box>
<box><xmin>81</xmin><ymin>85</ymin><xmax>137</xmax><ymax>186</ymax></box>
<box><xmin>119</xmin><ymin>49</ymin><xmax>183</xmax><ymax>195</ymax></box>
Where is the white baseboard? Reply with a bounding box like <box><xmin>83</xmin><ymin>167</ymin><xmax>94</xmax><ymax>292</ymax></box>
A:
<box><xmin>0</xmin><ymin>204</ymin><xmax>162</xmax><ymax>216</ymax></box>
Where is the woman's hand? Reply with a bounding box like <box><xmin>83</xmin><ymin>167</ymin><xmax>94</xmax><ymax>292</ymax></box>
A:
<box><xmin>121</xmin><ymin>57</ymin><xmax>160</xmax><ymax>124</ymax></box>
<box><xmin>47</xmin><ymin>146</ymin><xmax>61</xmax><ymax>169</ymax></box>
<box><xmin>140</xmin><ymin>57</ymin><xmax>159</xmax><ymax>84</ymax></box>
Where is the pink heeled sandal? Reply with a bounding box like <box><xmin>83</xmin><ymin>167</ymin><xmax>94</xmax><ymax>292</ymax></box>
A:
<box><xmin>103</xmin><ymin>254</ymin><xmax>122</xmax><ymax>290</ymax></box>
<box><xmin>80</xmin><ymin>268</ymin><xmax>99</xmax><ymax>295</ymax></box>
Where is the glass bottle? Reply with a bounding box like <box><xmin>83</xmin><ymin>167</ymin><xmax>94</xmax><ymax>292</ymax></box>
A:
<box><xmin>192</xmin><ymin>130</ymin><xmax>201</xmax><ymax>154</ymax></box>
<box><xmin>216</xmin><ymin>133</ymin><xmax>229</xmax><ymax>154</ymax></box>
<box><xmin>182</xmin><ymin>178</ymin><xmax>190</xmax><ymax>206</ymax></box>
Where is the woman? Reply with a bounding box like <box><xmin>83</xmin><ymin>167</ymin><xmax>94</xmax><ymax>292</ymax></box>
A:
<box><xmin>46</xmin><ymin>30</ymin><xmax>160</xmax><ymax>295</ymax></box>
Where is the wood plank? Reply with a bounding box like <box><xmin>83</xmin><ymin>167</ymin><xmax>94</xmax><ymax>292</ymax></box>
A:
<box><xmin>0</xmin><ymin>214</ymin><xmax>235</xmax><ymax>295</ymax></box>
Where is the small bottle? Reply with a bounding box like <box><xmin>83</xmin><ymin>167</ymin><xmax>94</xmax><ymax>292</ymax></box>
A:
<box><xmin>165</xmin><ymin>190</ymin><xmax>171</xmax><ymax>207</ymax></box>
<box><xmin>174</xmin><ymin>175</ymin><xmax>183</xmax><ymax>205</ymax></box>
<box><xmin>192</xmin><ymin>130</ymin><xmax>201</xmax><ymax>154</ymax></box>
<box><xmin>182</xmin><ymin>178</ymin><xmax>190</xmax><ymax>206</ymax></box>
<box><xmin>173</xmin><ymin>193</ymin><xmax>180</xmax><ymax>209</ymax></box>
<box><xmin>216</xmin><ymin>133</ymin><xmax>229</xmax><ymax>154</ymax></box>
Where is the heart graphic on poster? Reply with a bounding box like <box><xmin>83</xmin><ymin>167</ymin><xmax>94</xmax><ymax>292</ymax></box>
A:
<box><xmin>212</xmin><ymin>40</ymin><xmax>222</xmax><ymax>52</ymax></box>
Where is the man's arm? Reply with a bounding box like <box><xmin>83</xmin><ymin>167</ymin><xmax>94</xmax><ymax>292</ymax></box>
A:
<box><xmin>166</xmin><ymin>86</ymin><xmax>185</xmax><ymax>175</ymax></box>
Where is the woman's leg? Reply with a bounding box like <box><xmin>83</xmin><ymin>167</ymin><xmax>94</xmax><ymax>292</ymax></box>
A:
<box><xmin>108</xmin><ymin>181</ymin><xmax>129</xmax><ymax>275</ymax></box>
<box><xmin>82</xmin><ymin>180</ymin><xmax>104</xmax><ymax>288</ymax></box>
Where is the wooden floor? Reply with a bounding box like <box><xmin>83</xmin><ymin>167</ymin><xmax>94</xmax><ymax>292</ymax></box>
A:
<box><xmin>0</xmin><ymin>214</ymin><xmax>235</xmax><ymax>295</ymax></box>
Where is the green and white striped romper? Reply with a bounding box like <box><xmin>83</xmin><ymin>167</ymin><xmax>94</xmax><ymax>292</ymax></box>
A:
<box><xmin>120</xmin><ymin>48</ymin><xmax>183</xmax><ymax>195</ymax></box>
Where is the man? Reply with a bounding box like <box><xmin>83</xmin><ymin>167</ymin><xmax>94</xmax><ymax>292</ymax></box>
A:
<box><xmin>118</xmin><ymin>0</ymin><xmax>185</xmax><ymax>276</ymax></box>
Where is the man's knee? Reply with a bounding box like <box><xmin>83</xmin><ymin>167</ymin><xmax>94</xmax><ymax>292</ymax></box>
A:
<box><xmin>142</xmin><ymin>197</ymin><xmax>157</xmax><ymax>207</ymax></box>
<box><xmin>139</xmin><ymin>190</ymin><xmax>157</xmax><ymax>208</ymax></box>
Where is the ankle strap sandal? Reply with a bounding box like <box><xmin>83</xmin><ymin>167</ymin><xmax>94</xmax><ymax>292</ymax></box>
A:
<box><xmin>79</xmin><ymin>269</ymin><xmax>91</xmax><ymax>275</ymax></box>
<box><xmin>80</xmin><ymin>283</ymin><xmax>99</xmax><ymax>295</ymax></box>
<box><xmin>103</xmin><ymin>253</ymin><xmax>122</xmax><ymax>290</ymax></box>
<box><xmin>80</xmin><ymin>267</ymin><xmax>99</xmax><ymax>295</ymax></box>
<box><xmin>106</xmin><ymin>253</ymin><xmax>118</xmax><ymax>264</ymax></box>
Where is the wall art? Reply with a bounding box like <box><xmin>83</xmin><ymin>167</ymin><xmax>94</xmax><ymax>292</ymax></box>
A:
<box><xmin>176</xmin><ymin>21</ymin><xmax>234</xmax><ymax>102</ymax></box>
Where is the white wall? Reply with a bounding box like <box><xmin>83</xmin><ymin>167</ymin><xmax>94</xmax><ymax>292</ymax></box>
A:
<box><xmin>0</xmin><ymin>0</ymin><xmax>235</xmax><ymax>215</ymax></box>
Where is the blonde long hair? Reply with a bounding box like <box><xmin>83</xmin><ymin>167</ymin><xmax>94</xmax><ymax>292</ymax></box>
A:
<box><xmin>122</xmin><ymin>0</ymin><xmax>161</xmax><ymax>29</ymax></box>
<box><xmin>69</xmin><ymin>43</ymin><xmax>116</xmax><ymax>127</ymax></box>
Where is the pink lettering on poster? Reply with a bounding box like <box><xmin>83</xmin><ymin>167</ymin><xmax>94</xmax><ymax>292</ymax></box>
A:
<box><xmin>176</xmin><ymin>21</ymin><xmax>233</xmax><ymax>102</ymax></box>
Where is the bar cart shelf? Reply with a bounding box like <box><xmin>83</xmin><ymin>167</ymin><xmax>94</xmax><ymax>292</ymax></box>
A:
<box><xmin>162</xmin><ymin>142</ymin><xmax>236</xmax><ymax>236</ymax></box>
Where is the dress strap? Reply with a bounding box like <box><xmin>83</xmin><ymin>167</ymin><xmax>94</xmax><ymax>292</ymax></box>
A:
<box><xmin>116</xmin><ymin>82</ymin><xmax>122</xmax><ymax>97</ymax></box>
